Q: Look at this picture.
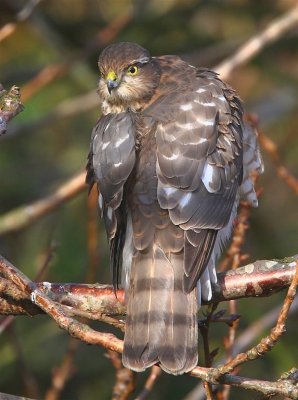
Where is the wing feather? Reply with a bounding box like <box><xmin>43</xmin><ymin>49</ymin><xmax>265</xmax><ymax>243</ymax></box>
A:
<box><xmin>148</xmin><ymin>69</ymin><xmax>243</xmax><ymax>292</ymax></box>
<box><xmin>89</xmin><ymin>112</ymin><xmax>136</xmax><ymax>287</ymax></box>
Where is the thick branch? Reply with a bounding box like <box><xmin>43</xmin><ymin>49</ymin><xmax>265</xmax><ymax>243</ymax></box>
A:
<box><xmin>0</xmin><ymin>255</ymin><xmax>297</xmax><ymax>317</ymax></box>
<box><xmin>1</xmin><ymin>255</ymin><xmax>297</xmax><ymax>398</ymax></box>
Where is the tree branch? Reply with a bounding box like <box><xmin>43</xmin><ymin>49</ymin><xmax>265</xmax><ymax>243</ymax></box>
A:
<box><xmin>206</xmin><ymin>259</ymin><xmax>298</xmax><ymax>382</ymax></box>
<box><xmin>215</xmin><ymin>5</ymin><xmax>298</xmax><ymax>80</ymax></box>
<box><xmin>0</xmin><ymin>254</ymin><xmax>297</xmax><ymax>398</ymax></box>
<box><xmin>1</xmin><ymin>255</ymin><xmax>296</xmax><ymax>317</ymax></box>
<box><xmin>0</xmin><ymin>171</ymin><xmax>86</xmax><ymax>235</ymax></box>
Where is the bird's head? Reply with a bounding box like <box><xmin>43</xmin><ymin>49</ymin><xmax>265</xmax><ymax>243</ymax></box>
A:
<box><xmin>97</xmin><ymin>42</ymin><xmax>161</xmax><ymax>112</ymax></box>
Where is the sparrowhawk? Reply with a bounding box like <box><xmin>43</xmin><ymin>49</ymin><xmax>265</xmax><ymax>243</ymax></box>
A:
<box><xmin>86</xmin><ymin>42</ymin><xmax>263</xmax><ymax>375</ymax></box>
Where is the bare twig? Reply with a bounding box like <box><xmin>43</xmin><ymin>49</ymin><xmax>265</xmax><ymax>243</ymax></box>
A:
<box><xmin>183</xmin><ymin>297</ymin><xmax>298</xmax><ymax>400</ymax></box>
<box><xmin>215</xmin><ymin>5</ymin><xmax>298</xmax><ymax>80</ymax></box>
<box><xmin>134</xmin><ymin>366</ymin><xmax>162</xmax><ymax>400</ymax></box>
<box><xmin>0</xmin><ymin>314</ymin><xmax>15</xmax><ymax>334</ymax></box>
<box><xmin>8</xmin><ymin>326</ymin><xmax>40</xmax><ymax>398</ymax></box>
<box><xmin>190</xmin><ymin>371</ymin><xmax>298</xmax><ymax>399</ymax></box>
<box><xmin>218</xmin><ymin>196</ymin><xmax>255</xmax><ymax>399</ymax></box>
<box><xmin>9</xmin><ymin>90</ymin><xmax>99</xmax><ymax>138</ymax></box>
<box><xmin>0</xmin><ymin>255</ymin><xmax>123</xmax><ymax>352</ymax></box>
<box><xmin>44</xmin><ymin>339</ymin><xmax>78</xmax><ymax>400</ymax></box>
<box><xmin>218</xmin><ymin>202</ymin><xmax>252</xmax><ymax>273</ymax></box>
<box><xmin>0</xmin><ymin>0</ymin><xmax>42</xmax><ymax>43</ymax></box>
<box><xmin>206</xmin><ymin>260</ymin><xmax>298</xmax><ymax>381</ymax></box>
<box><xmin>86</xmin><ymin>186</ymin><xmax>101</xmax><ymax>283</ymax></box>
<box><xmin>258</xmin><ymin>131</ymin><xmax>298</xmax><ymax>196</ymax></box>
<box><xmin>0</xmin><ymin>255</ymin><xmax>298</xmax><ymax>398</ymax></box>
<box><xmin>0</xmin><ymin>171</ymin><xmax>86</xmax><ymax>235</ymax></box>
<box><xmin>62</xmin><ymin>305</ymin><xmax>125</xmax><ymax>332</ymax></box>
<box><xmin>20</xmin><ymin>14</ymin><xmax>133</xmax><ymax>102</ymax></box>
<box><xmin>199</xmin><ymin>304</ymin><xmax>218</xmax><ymax>400</ymax></box>
<box><xmin>107</xmin><ymin>350</ymin><xmax>136</xmax><ymax>400</ymax></box>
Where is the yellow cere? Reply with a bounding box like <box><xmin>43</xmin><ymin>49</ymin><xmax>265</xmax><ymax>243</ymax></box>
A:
<box><xmin>106</xmin><ymin>71</ymin><xmax>118</xmax><ymax>81</ymax></box>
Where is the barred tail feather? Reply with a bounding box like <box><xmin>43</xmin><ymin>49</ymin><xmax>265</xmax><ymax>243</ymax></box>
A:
<box><xmin>122</xmin><ymin>245</ymin><xmax>198</xmax><ymax>375</ymax></box>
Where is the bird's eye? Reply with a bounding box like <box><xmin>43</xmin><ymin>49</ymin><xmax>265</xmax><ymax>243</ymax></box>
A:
<box><xmin>127</xmin><ymin>65</ymin><xmax>138</xmax><ymax>75</ymax></box>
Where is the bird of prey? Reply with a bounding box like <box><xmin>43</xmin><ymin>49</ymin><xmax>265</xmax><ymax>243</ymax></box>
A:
<box><xmin>86</xmin><ymin>42</ymin><xmax>263</xmax><ymax>375</ymax></box>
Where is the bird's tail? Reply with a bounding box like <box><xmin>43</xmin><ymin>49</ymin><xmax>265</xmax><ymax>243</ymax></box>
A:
<box><xmin>122</xmin><ymin>244</ymin><xmax>198</xmax><ymax>375</ymax></box>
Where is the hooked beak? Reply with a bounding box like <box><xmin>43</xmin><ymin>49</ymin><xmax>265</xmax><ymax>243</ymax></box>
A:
<box><xmin>107</xmin><ymin>79</ymin><xmax>119</xmax><ymax>94</ymax></box>
<box><xmin>106</xmin><ymin>71</ymin><xmax>120</xmax><ymax>94</ymax></box>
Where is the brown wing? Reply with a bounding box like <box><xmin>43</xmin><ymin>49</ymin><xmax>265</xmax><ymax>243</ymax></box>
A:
<box><xmin>146</xmin><ymin>69</ymin><xmax>243</xmax><ymax>292</ymax></box>
<box><xmin>88</xmin><ymin>112</ymin><xmax>136</xmax><ymax>286</ymax></box>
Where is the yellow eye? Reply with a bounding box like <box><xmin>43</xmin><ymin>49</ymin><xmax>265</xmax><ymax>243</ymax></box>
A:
<box><xmin>127</xmin><ymin>65</ymin><xmax>138</xmax><ymax>75</ymax></box>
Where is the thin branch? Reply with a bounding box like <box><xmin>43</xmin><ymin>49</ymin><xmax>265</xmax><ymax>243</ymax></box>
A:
<box><xmin>191</xmin><ymin>372</ymin><xmax>298</xmax><ymax>399</ymax></box>
<box><xmin>86</xmin><ymin>186</ymin><xmax>101</xmax><ymax>283</ymax></box>
<box><xmin>1</xmin><ymin>255</ymin><xmax>298</xmax><ymax>398</ymax></box>
<box><xmin>258</xmin><ymin>131</ymin><xmax>298</xmax><ymax>196</ymax></box>
<box><xmin>0</xmin><ymin>254</ymin><xmax>123</xmax><ymax>351</ymax></box>
<box><xmin>0</xmin><ymin>0</ymin><xmax>42</xmax><ymax>43</ymax></box>
<box><xmin>218</xmin><ymin>202</ymin><xmax>253</xmax><ymax>272</ymax></box>
<box><xmin>199</xmin><ymin>303</ymin><xmax>218</xmax><ymax>400</ymax></box>
<box><xmin>134</xmin><ymin>366</ymin><xmax>162</xmax><ymax>400</ymax></box>
<box><xmin>183</xmin><ymin>297</ymin><xmax>298</xmax><ymax>400</ymax></box>
<box><xmin>0</xmin><ymin>172</ymin><xmax>86</xmax><ymax>235</ymax></box>
<box><xmin>9</xmin><ymin>90</ymin><xmax>98</xmax><ymax>138</ymax></box>
<box><xmin>44</xmin><ymin>339</ymin><xmax>78</xmax><ymax>400</ymax></box>
<box><xmin>20</xmin><ymin>14</ymin><xmax>133</xmax><ymax>102</ymax></box>
<box><xmin>107</xmin><ymin>350</ymin><xmax>136</xmax><ymax>400</ymax></box>
<box><xmin>218</xmin><ymin>195</ymin><xmax>256</xmax><ymax>399</ymax></box>
<box><xmin>215</xmin><ymin>5</ymin><xmax>298</xmax><ymax>80</ymax></box>
<box><xmin>206</xmin><ymin>260</ymin><xmax>298</xmax><ymax>381</ymax></box>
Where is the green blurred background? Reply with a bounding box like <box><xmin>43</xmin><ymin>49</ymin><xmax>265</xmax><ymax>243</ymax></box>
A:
<box><xmin>0</xmin><ymin>0</ymin><xmax>297</xmax><ymax>399</ymax></box>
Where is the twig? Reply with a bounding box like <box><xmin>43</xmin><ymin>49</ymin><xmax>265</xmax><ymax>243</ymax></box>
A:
<box><xmin>215</xmin><ymin>5</ymin><xmax>298</xmax><ymax>80</ymax></box>
<box><xmin>183</xmin><ymin>297</ymin><xmax>298</xmax><ymax>400</ymax></box>
<box><xmin>0</xmin><ymin>85</ymin><xmax>23</xmax><ymax>135</ymax></box>
<box><xmin>0</xmin><ymin>255</ymin><xmax>298</xmax><ymax>398</ymax></box>
<box><xmin>44</xmin><ymin>339</ymin><xmax>78</xmax><ymax>400</ymax></box>
<box><xmin>218</xmin><ymin>197</ymin><xmax>255</xmax><ymax>399</ymax></box>
<box><xmin>107</xmin><ymin>350</ymin><xmax>136</xmax><ymax>400</ymax></box>
<box><xmin>0</xmin><ymin>0</ymin><xmax>42</xmax><ymax>43</ymax></box>
<box><xmin>86</xmin><ymin>186</ymin><xmax>101</xmax><ymax>283</ymax></box>
<box><xmin>35</xmin><ymin>240</ymin><xmax>57</xmax><ymax>281</ymax></box>
<box><xmin>207</xmin><ymin>260</ymin><xmax>298</xmax><ymax>381</ymax></box>
<box><xmin>134</xmin><ymin>366</ymin><xmax>162</xmax><ymax>400</ymax></box>
<box><xmin>8</xmin><ymin>325</ymin><xmax>40</xmax><ymax>399</ymax></box>
<box><xmin>190</xmin><ymin>371</ymin><xmax>298</xmax><ymax>399</ymax></box>
<box><xmin>62</xmin><ymin>305</ymin><xmax>125</xmax><ymax>332</ymax></box>
<box><xmin>0</xmin><ymin>171</ymin><xmax>86</xmax><ymax>235</ymax></box>
<box><xmin>20</xmin><ymin>13</ymin><xmax>133</xmax><ymax>101</ymax></box>
<box><xmin>45</xmin><ymin>193</ymin><xmax>98</xmax><ymax>399</ymax></box>
<box><xmin>199</xmin><ymin>303</ymin><xmax>219</xmax><ymax>400</ymax></box>
<box><xmin>0</xmin><ymin>255</ymin><xmax>123</xmax><ymax>352</ymax></box>
<box><xmin>258</xmin><ymin>131</ymin><xmax>298</xmax><ymax>196</ymax></box>
<box><xmin>7</xmin><ymin>90</ymin><xmax>98</xmax><ymax>138</ymax></box>
<box><xmin>218</xmin><ymin>202</ymin><xmax>252</xmax><ymax>273</ymax></box>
